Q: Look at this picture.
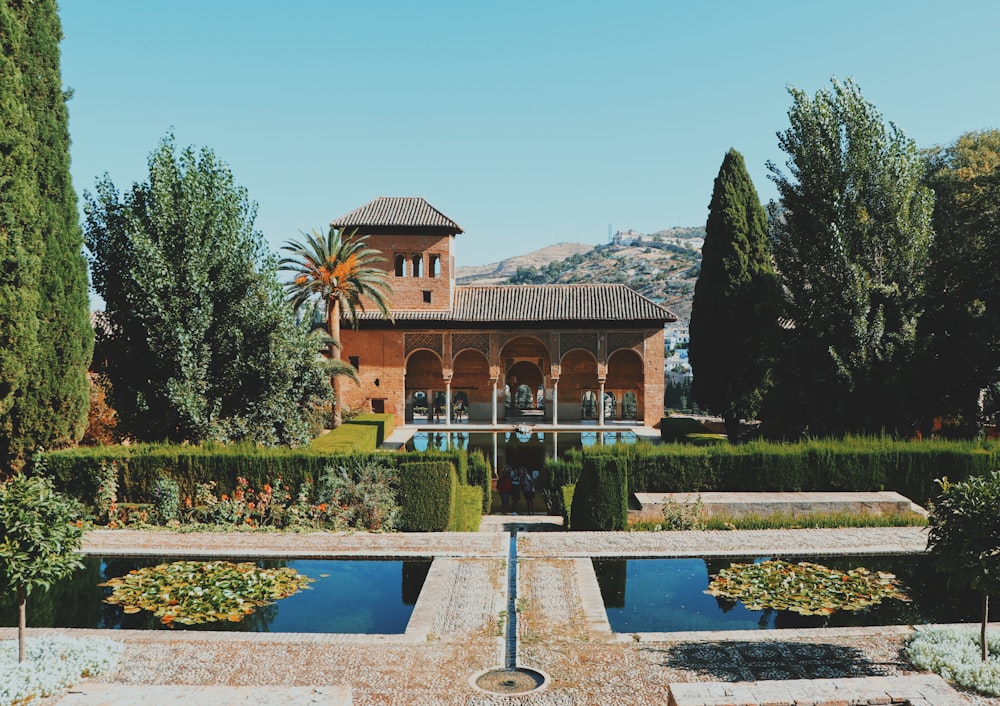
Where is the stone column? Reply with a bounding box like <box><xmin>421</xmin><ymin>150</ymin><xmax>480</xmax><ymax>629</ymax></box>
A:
<box><xmin>552</xmin><ymin>378</ymin><xmax>559</xmax><ymax>426</ymax></box>
<box><xmin>445</xmin><ymin>379</ymin><xmax>452</xmax><ymax>426</ymax></box>
<box><xmin>598</xmin><ymin>379</ymin><xmax>606</xmax><ymax>427</ymax></box>
<box><xmin>491</xmin><ymin>378</ymin><xmax>498</xmax><ymax>426</ymax></box>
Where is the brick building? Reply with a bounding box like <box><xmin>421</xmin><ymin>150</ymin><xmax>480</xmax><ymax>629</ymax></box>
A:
<box><xmin>333</xmin><ymin>197</ymin><xmax>676</xmax><ymax>427</ymax></box>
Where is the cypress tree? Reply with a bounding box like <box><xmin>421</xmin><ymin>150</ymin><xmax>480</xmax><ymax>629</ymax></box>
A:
<box><xmin>689</xmin><ymin>148</ymin><xmax>779</xmax><ymax>442</ymax></box>
<box><xmin>0</xmin><ymin>2</ymin><xmax>43</xmax><ymax>469</ymax></box>
<box><xmin>9</xmin><ymin>0</ymin><xmax>93</xmax><ymax>458</ymax></box>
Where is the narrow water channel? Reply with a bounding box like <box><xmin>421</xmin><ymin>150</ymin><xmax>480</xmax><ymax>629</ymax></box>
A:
<box><xmin>505</xmin><ymin>528</ymin><xmax>519</xmax><ymax>670</ymax></box>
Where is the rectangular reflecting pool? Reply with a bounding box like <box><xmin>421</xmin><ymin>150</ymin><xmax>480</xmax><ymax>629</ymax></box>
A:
<box><xmin>593</xmin><ymin>555</ymin><xmax>995</xmax><ymax>633</ymax></box>
<box><xmin>0</xmin><ymin>557</ymin><xmax>431</xmax><ymax>634</ymax></box>
<box><xmin>406</xmin><ymin>430</ymin><xmax>638</xmax><ymax>469</ymax></box>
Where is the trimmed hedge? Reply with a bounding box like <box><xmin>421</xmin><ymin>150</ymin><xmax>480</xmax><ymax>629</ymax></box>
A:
<box><xmin>398</xmin><ymin>460</ymin><xmax>456</xmax><ymax>532</ymax></box>
<box><xmin>553</xmin><ymin>438</ymin><xmax>995</xmax><ymax>509</ymax></box>
<box><xmin>451</xmin><ymin>485</ymin><xmax>484</xmax><ymax>532</ymax></box>
<box><xmin>309</xmin><ymin>424</ymin><xmax>379</xmax><ymax>453</ymax></box>
<box><xmin>37</xmin><ymin>444</ymin><xmax>340</xmax><ymax>503</ymax></box>
<box><xmin>570</xmin><ymin>454</ymin><xmax>628</xmax><ymax>530</ymax></box>
<box><xmin>468</xmin><ymin>450</ymin><xmax>493</xmax><ymax>514</ymax></box>
<box><xmin>343</xmin><ymin>413</ymin><xmax>395</xmax><ymax>446</ymax></box>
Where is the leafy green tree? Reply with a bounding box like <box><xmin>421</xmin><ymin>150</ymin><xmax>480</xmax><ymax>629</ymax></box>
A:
<box><xmin>0</xmin><ymin>473</ymin><xmax>84</xmax><ymax>662</ymax></box>
<box><xmin>689</xmin><ymin>148</ymin><xmax>779</xmax><ymax>441</ymax></box>
<box><xmin>280</xmin><ymin>228</ymin><xmax>393</xmax><ymax>428</ymax></box>
<box><xmin>919</xmin><ymin>130</ymin><xmax>1000</xmax><ymax>436</ymax></box>
<box><xmin>0</xmin><ymin>1</ymin><xmax>91</xmax><ymax>469</ymax></box>
<box><xmin>766</xmin><ymin>78</ymin><xmax>934</xmax><ymax>435</ymax></box>
<box><xmin>927</xmin><ymin>472</ymin><xmax>1000</xmax><ymax>661</ymax></box>
<box><xmin>84</xmin><ymin>136</ymin><xmax>330</xmax><ymax>445</ymax></box>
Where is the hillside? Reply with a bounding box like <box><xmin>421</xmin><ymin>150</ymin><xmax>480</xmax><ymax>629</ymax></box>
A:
<box><xmin>456</xmin><ymin>228</ymin><xmax>704</xmax><ymax>321</ymax></box>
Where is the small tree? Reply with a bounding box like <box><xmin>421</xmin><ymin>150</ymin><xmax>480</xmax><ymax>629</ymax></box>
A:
<box><xmin>926</xmin><ymin>471</ymin><xmax>1000</xmax><ymax>661</ymax></box>
<box><xmin>0</xmin><ymin>473</ymin><xmax>84</xmax><ymax>662</ymax></box>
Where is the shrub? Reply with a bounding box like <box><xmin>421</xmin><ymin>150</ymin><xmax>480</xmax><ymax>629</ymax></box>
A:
<box><xmin>398</xmin><ymin>460</ymin><xmax>456</xmax><ymax>532</ymax></box>
<box><xmin>451</xmin><ymin>485</ymin><xmax>483</xmax><ymax>532</ymax></box>
<box><xmin>317</xmin><ymin>458</ymin><xmax>400</xmax><ymax>531</ymax></box>
<box><xmin>907</xmin><ymin>626</ymin><xmax>1000</xmax><ymax>696</ymax></box>
<box><xmin>0</xmin><ymin>635</ymin><xmax>124</xmax><ymax>706</ymax></box>
<box><xmin>467</xmin><ymin>450</ymin><xmax>492</xmax><ymax>514</ymax></box>
<box><xmin>570</xmin><ymin>455</ymin><xmax>628</xmax><ymax>531</ymax></box>
<box><xmin>152</xmin><ymin>476</ymin><xmax>181</xmax><ymax>523</ymax></box>
<box><xmin>660</xmin><ymin>496</ymin><xmax>707</xmax><ymax>530</ymax></box>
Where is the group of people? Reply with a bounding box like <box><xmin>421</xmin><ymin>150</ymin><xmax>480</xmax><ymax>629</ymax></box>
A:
<box><xmin>496</xmin><ymin>465</ymin><xmax>538</xmax><ymax>514</ymax></box>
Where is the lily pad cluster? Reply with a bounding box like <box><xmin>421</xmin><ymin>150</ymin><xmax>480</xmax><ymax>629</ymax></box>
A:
<box><xmin>100</xmin><ymin>560</ymin><xmax>313</xmax><ymax>625</ymax></box>
<box><xmin>705</xmin><ymin>560</ymin><xmax>909</xmax><ymax>616</ymax></box>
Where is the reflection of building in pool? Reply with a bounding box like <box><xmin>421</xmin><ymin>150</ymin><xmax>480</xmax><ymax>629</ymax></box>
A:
<box><xmin>332</xmin><ymin>197</ymin><xmax>676</xmax><ymax>426</ymax></box>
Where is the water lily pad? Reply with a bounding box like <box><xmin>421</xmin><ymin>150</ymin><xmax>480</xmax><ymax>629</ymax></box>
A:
<box><xmin>100</xmin><ymin>560</ymin><xmax>313</xmax><ymax>626</ymax></box>
<box><xmin>705</xmin><ymin>560</ymin><xmax>909</xmax><ymax>616</ymax></box>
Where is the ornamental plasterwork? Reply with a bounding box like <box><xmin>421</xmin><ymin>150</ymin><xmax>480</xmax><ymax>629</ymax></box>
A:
<box><xmin>405</xmin><ymin>332</ymin><xmax>443</xmax><ymax>357</ymax></box>
<box><xmin>559</xmin><ymin>332</ymin><xmax>599</xmax><ymax>358</ymax></box>
<box><xmin>452</xmin><ymin>332</ymin><xmax>490</xmax><ymax>358</ymax></box>
<box><xmin>607</xmin><ymin>331</ymin><xmax>645</xmax><ymax>356</ymax></box>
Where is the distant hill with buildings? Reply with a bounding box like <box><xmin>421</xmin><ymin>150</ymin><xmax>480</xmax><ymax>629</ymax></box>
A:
<box><xmin>456</xmin><ymin>227</ymin><xmax>704</xmax><ymax>322</ymax></box>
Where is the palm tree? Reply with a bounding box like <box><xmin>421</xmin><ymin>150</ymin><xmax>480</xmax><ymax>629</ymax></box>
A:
<box><xmin>279</xmin><ymin>228</ymin><xmax>393</xmax><ymax>428</ymax></box>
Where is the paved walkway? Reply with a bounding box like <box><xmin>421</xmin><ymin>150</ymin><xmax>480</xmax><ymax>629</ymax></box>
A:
<box><xmin>12</xmin><ymin>527</ymin><xmax>991</xmax><ymax>706</ymax></box>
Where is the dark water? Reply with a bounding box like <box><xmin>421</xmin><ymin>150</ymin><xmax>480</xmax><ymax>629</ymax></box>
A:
<box><xmin>0</xmin><ymin>557</ymin><xmax>431</xmax><ymax>634</ymax></box>
<box><xmin>593</xmin><ymin>555</ymin><xmax>990</xmax><ymax>633</ymax></box>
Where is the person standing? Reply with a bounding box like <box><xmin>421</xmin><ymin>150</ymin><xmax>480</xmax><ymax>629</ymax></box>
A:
<box><xmin>521</xmin><ymin>468</ymin><xmax>536</xmax><ymax>515</ymax></box>
<box><xmin>509</xmin><ymin>466</ymin><xmax>523</xmax><ymax>513</ymax></box>
<box><xmin>497</xmin><ymin>467</ymin><xmax>512</xmax><ymax>513</ymax></box>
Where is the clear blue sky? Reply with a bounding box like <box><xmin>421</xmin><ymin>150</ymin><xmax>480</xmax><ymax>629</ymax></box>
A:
<box><xmin>60</xmin><ymin>1</ymin><xmax>1000</xmax><ymax>269</ymax></box>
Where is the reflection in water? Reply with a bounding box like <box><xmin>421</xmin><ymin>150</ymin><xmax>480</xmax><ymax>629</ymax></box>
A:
<box><xmin>0</xmin><ymin>557</ymin><xmax>431</xmax><ymax>634</ymax></box>
<box><xmin>593</xmin><ymin>555</ymin><xmax>997</xmax><ymax>633</ymax></box>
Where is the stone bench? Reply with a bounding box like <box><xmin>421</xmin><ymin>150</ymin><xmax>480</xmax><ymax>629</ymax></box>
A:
<box><xmin>631</xmin><ymin>491</ymin><xmax>924</xmax><ymax>524</ymax></box>
<box><xmin>667</xmin><ymin>674</ymin><xmax>964</xmax><ymax>706</ymax></box>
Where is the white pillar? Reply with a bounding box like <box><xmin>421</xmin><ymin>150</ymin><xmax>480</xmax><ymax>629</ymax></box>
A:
<box><xmin>491</xmin><ymin>379</ymin><xmax>498</xmax><ymax>426</ymax></box>
<box><xmin>552</xmin><ymin>379</ymin><xmax>559</xmax><ymax>426</ymax></box>
<box><xmin>598</xmin><ymin>381</ymin><xmax>606</xmax><ymax>426</ymax></box>
<box><xmin>445</xmin><ymin>380</ymin><xmax>452</xmax><ymax>426</ymax></box>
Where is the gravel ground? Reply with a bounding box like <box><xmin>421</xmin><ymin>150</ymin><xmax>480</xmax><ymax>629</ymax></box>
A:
<box><xmin>7</xmin><ymin>527</ymin><xmax>996</xmax><ymax>705</ymax></box>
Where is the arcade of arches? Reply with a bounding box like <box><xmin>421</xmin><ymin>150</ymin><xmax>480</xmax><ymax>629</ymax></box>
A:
<box><xmin>397</xmin><ymin>332</ymin><xmax>658</xmax><ymax>425</ymax></box>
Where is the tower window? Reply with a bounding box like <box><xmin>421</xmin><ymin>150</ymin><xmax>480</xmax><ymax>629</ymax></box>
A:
<box><xmin>430</xmin><ymin>254</ymin><xmax>441</xmax><ymax>278</ymax></box>
<box><xmin>412</xmin><ymin>255</ymin><xmax>424</xmax><ymax>277</ymax></box>
<box><xmin>394</xmin><ymin>255</ymin><xmax>406</xmax><ymax>277</ymax></box>
<box><xmin>422</xmin><ymin>290</ymin><xmax>432</xmax><ymax>303</ymax></box>
<box><xmin>349</xmin><ymin>356</ymin><xmax>359</xmax><ymax>370</ymax></box>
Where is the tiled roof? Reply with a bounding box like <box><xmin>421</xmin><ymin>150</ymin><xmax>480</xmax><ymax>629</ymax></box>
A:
<box><xmin>330</xmin><ymin>197</ymin><xmax>463</xmax><ymax>233</ymax></box>
<box><xmin>355</xmin><ymin>284</ymin><xmax>676</xmax><ymax>324</ymax></box>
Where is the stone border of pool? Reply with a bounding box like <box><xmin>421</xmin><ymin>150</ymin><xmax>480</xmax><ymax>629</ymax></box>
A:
<box><xmin>6</xmin><ymin>526</ymin><xmax>997</xmax><ymax>705</ymax></box>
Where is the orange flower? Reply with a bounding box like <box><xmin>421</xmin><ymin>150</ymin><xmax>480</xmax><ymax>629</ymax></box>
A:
<box><xmin>247</xmin><ymin>502</ymin><xmax>255</xmax><ymax>510</ymax></box>
<box><xmin>317</xmin><ymin>503</ymin><xmax>328</xmax><ymax>513</ymax></box>
<box><xmin>184</xmin><ymin>496</ymin><xmax>192</xmax><ymax>509</ymax></box>
<box><xmin>221</xmin><ymin>494</ymin><xmax>229</xmax><ymax>501</ymax></box>
<box><xmin>263</xmin><ymin>484</ymin><xmax>272</xmax><ymax>494</ymax></box>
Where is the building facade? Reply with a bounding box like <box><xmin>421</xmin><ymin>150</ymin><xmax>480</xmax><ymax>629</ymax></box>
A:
<box><xmin>333</xmin><ymin>197</ymin><xmax>676</xmax><ymax>427</ymax></box>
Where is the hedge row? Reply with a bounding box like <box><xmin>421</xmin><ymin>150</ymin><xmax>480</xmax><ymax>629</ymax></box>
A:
<box><xmin>560</xmin><ymin>437</ymin><xmax>996</xmax><ymax>530</ymax></box>
<box><xmin>37</xmin><ymin>445</ymin><xmax>471</xmax><ymax>502</ymax></box>
<box><xmin>309</xmin><ymin>414</ymin><xmax>396</xmax><ymax>453</ymax></box>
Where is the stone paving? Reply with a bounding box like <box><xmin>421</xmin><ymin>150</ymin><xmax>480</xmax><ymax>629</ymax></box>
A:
<box><xmin>6</xmin><ymin>525</ymin><xmax>994</xmax><ymax>705</ymax></box>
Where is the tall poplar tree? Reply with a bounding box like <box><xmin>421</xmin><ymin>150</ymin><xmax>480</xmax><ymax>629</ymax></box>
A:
<box><xmin>0</xmin><ymin>0</ymin><xmax>90</xmax><ymax>469</ymax></box>
<box><xmin>767</xmin><ymin>78</ymin><xmax>934</xmax><ymax>436</ymax></box>
<box><xmin>689</xmin><ymin>148</ymin><xmax>779</xmax><ymax>442</ymax></box>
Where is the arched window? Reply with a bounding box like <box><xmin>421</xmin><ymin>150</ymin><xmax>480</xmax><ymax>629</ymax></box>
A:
<box><xmin>581</xmin><ymin>391</ymin><xmax>598</xmax><ymax>419</ymax></box>
<box><xmin>430</xmin><ymin>254</ymin><xmax>441</xmax><ymax>278</ymax></box>
<box><xmin>622</xmin><ymin>391</ymin><xmax>638</xmax><ymax>419</ymax></box>
<box><xmin>412</xmin><ymin>255</ymin><xmax>424</xmax><ymax>277</ymax></box>
<box><xmin>394</xmin><ymin>255</ymin><xmax>406</xmax><ymax>277</ymax></box>
<box><xmin>515</xmin><ymin>384</ymin><xmax>534</xmax><ymax>410</ymax></box>
<box><xmin>603</xmin><ymin>392</ymin><xmax>617</xmax><ymax>420</ymax></box>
